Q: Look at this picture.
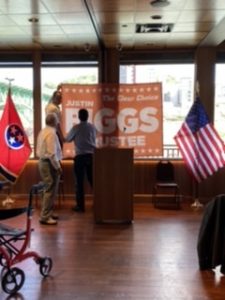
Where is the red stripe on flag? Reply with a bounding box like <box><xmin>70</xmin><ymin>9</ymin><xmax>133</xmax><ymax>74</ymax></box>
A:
<box><xmin>174</xmin><ymin>98</ymin><xmax>225</xmax><ymax>182</ymax></box>
<box><xmin>175</xmin><ymin>124</ymin><xmax>204</xmax><ymax>182</ymax></box>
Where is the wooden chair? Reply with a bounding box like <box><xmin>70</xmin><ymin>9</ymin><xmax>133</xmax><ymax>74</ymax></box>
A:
<box><xmin>152</xmin><ymin>161</ymin><xmax>181</xmax><ymax>209</ymax></box>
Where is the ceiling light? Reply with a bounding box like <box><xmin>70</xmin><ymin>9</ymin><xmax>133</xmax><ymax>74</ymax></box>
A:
<box><xmin>150</xmin><ymin>0</ymin><xmax>170</xmax><ymax>8</ymax></box>
<box><xmin>151</xmin><ymin>15</ymin><xmax>162</xmax><ymax>20</ymax></box>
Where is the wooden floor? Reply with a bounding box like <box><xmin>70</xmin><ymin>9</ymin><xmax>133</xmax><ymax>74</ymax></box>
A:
<box><xmin>0</xmin><ymin>199</ymin><xmax>224</xmax><ymax>300</ymax></box>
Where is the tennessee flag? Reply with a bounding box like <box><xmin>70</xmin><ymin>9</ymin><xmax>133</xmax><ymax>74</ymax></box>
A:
<box><xmin>0</xmin><ymin>88</ymin><xmax>32</xmax><ymax>182</ymax></box>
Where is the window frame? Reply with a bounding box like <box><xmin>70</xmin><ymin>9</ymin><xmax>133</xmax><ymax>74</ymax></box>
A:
<box><xmin>119</xmin><ymin>60</ymin><xmax>195</xmax><ymax>159</ymax></box>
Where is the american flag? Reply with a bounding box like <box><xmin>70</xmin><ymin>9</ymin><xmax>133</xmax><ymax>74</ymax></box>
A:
<box><xmin>174</xmin><ymin>96</ymin><xmax>225</xmax><ymax>182</ymax></box>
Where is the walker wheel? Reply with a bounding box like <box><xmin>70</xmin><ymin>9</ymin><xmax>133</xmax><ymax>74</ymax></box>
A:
<box><xmin>0</xmin><ymin>266</ymin><xmax>8</xmax><ymax>278</ymax></box>
<box><xmin>39</xmin><ymin>257</ymin><xmax>52</xmax><ymax>276</ymax></box>
<box><xmin>1</xmin><ymin>267</ymin><xmax>25</xmax><ymax>294</ymax></box>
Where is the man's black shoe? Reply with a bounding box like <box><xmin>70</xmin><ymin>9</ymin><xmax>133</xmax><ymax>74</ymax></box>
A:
<box><xmin>72</xmin><ymin>206</ymin><xmax>85</xmax><ymax>212</ymax></box>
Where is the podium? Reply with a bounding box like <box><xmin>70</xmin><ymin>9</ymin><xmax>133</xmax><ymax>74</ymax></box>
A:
<box><xmin>93</xmin><ymin>148</ymin><xmax>133</xmax><ymax>223</ymax></box>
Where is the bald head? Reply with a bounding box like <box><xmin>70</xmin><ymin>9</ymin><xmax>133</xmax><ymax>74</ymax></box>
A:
<box><xmin>46</xmin><ymin>113</ymin><xmax>57</xmax><ymax>127</ymax></box>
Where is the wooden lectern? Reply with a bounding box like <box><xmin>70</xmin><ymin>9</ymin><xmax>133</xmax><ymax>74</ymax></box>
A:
<box><xmin>93</xmin><ymin>148</ymin><xmax>133</xmax><ymax>223</ymax></box>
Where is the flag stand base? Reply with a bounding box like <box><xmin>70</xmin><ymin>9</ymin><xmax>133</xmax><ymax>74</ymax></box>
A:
<box><xmin>191</xmin><ymin>198</ymin><xmax>203</xmax><ymax>208</ymax></box>
<box><xmin>2</xmin><ymin>196</ymin><xmax>15</xmax><ymax>207</ymax></box>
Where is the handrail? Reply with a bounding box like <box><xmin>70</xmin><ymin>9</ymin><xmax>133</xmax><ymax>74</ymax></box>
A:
<box><xmin>29</xmin><ymin>144</ymin><xmax>181</xmax><ymax>160</ymax></box>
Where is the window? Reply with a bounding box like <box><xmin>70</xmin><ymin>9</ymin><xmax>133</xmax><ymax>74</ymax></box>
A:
<box><xmin>215</xmin><ymin>64</ymin><xmax>225</xmax><ymax>140</ymax></box>
<box><xmin>0</xmin><ymin>67</ymin><xmax>33</xmax><ymax>152</ymax></box>
<box><xmin>41</xmin><ymin>65</ymin><xmax>98</xmax><ymax>127</ymax></box>
<box><xmin>120</xmin><ymin>64</ymin><xmax>195</xmax><ymax>157</ymax></box>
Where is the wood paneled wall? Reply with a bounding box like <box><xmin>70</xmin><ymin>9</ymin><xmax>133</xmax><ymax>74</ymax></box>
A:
<box><xmin>2</xmin><ymin>159</ymin><xmax>225</xmax><ymax>204</ymax></box>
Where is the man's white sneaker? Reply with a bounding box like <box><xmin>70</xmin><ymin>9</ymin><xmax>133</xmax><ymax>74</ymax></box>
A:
<box><xmin>51</xmin><ymin>213</ymin><xmax>59</xmax><ymax>220</ymax></box>
<box><xmin>39</xmin><ymin>217</ymin><xmax>57</xmax><ymax>225</ymax></box>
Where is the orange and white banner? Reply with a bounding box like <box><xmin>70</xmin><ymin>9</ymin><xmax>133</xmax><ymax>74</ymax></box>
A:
<box><xmin>61</xmin><ymin>83</ymin><xmax>163</xmax><ymax>158</ymax></box>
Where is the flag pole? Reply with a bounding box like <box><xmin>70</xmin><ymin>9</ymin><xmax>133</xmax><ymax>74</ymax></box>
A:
<box><xmin>191</xmin><ymin>179</ymin><xmax>203</xmax><ymax>208</ymax></box>
<box><xmin>1</xmin><ymin>78</ymin><xmax>15</xmax><ymax>206</ymax></box>
<box><xmin>191</xmin><ymin>81</ymin><xmax>203</xmax><ymax>209</ymax></box>
<box><xmin>5</xmin><ymin>77</ymin><xmax>14</xmax><ymax>88</ymax></box>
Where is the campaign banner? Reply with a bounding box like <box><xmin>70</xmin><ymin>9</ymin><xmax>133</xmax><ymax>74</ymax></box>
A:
<box><xmin>61</xmin><ymin>83</ymin><xmax>163</xmax><ymax>158</ymax></box>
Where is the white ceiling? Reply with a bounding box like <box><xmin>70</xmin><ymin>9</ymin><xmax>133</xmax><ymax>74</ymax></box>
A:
<box><xmin>0</xmin><ymin>0</ymin><xmax>225</xmax><ymax>51</ymax></box>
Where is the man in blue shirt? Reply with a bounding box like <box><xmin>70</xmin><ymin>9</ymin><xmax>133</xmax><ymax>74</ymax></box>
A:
<box><xmin>66</xmin><ymin>109</ymin><xmax>96</xmax><ymax>212</ymax></box>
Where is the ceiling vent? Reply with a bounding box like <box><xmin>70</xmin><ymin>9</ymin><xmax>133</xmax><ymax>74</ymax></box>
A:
<box><xmin>136</xmin><ymin>23</ymin><xmax>173</xmax><ymax>33</ymax></box>
<box><xmin>150</xmin><ymin>0</ymin><xmax>170</xmax><ymax>7</ymax></box>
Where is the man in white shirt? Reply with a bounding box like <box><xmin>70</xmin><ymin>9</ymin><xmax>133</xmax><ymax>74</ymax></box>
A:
<box><xmin>36</xmin><ymin>113</ymin><xmax>62</xmax><ymax>225</ymax></box>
